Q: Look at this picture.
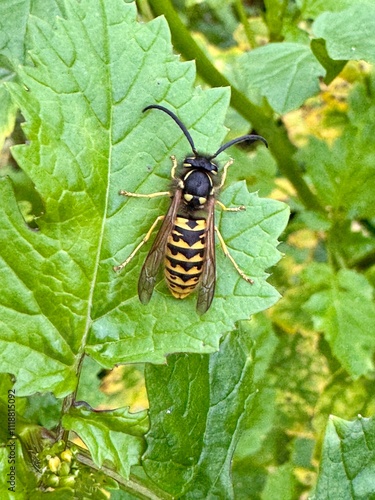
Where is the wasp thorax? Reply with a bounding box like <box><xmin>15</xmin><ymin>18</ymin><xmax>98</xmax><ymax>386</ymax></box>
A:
<box><xmin>183</xmin><ymin>156</ymin><xmax>218</xmax><ymax>174</ymax></box>
<box><xmin>182</xmin><ymin>169</ymin><xmax>213</xmax><ymax>209</ymax></box>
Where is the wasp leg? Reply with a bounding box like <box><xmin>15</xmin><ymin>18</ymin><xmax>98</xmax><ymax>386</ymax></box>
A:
<box><xmin>215</xmin><ymin>226</ymin><xmax>254</xmax><ymax>284</ymax></box>
<box><xmin>215</xmin><ymin>200</ymin><xmax>246</xmax><ymax>212</ymax></box>
<box><xmin>119</xmin><ymin>190</ymin><xmax>170</xmax><ymax>198</ymax></box>
<box><xmin>170</xmin><ymin>155</ymin><xmax>179</xmax><ymax>179</ymax></box>
<box><xmin>114</xmin><ymin>215</ymin><xmax>165</xmax><ymax>272</ymax></box>
<box><xmin>217</xmin><ymin>159</ymin><xmax>234</xmax><ymax>189</ymax></box>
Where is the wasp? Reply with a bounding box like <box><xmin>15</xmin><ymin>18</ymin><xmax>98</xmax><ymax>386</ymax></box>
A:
<box><xmin>114</xmin><ymin>105</ymin><xmax>267</xmax><ymax>314</ymax></box>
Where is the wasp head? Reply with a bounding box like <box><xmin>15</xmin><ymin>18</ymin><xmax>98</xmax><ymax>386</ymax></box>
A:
<box><xmin>183</xmin><ymin>156</ymin><xmax>218</xmax><ymax>175</ymax></box>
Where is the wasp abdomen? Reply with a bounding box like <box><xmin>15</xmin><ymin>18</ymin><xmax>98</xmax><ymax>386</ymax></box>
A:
<box><xmin>164</xmin><ymin>216</ymin><xmax>206</xmax><ymax>299</ymax></box>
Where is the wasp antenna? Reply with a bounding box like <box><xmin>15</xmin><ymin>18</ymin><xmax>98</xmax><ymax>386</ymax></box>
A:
<box><xmin>143</xmin><ymin>105</ymin><xmax>198</xmax><ymax>155</ymax></box>
<box><xmin>210</xmin><ymin>134</ymin><xmax>268</xmax><ymax>159</ymax></box>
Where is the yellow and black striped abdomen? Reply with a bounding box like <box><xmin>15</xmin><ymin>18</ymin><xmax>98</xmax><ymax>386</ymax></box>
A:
<box><xmin>164</xmin><ymin>216</ymin><xmax>206</xmax><ymax>299</ymax></box>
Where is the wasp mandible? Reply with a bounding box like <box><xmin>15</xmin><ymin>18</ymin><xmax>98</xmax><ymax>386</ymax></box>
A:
<box><xmin>114</xmin><ymin>105</ymin><xmax>267</xmax><ymax>314</ymax></box>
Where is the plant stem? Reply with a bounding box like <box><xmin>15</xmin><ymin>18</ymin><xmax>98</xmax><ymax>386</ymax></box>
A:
<box><xmin>234</xmin><ymin>0</ymin><xmax>256</xmax><ymax>48</ymax></box>
<box><xmin>76</xmin><ymin>449</ymin><xmax>174</xmax><ymax>499</ymax></box>
<box><xmin>147</xmin><ymin>0</ymin><xmax>325</xmax><ymax>214</ymax></box>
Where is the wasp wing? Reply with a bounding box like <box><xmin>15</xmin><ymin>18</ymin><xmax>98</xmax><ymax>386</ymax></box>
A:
<box><xmin>138</xmin><ymin>189</ymin><xmax>182</xmax><ymax>304</ymax></box>
<box><xmin>196</xmin><ymin>196</ymin><xmax>216</xmax><ymax>315</ymax></box>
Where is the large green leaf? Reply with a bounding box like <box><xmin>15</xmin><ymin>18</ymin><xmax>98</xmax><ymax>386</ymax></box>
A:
<box><xmin>313</xmin><ymin>4</ymin><xmax>375</xmax><ymax>63</ymax></box>
<box><xmin>0</xmin><ymin>0</ymin><xmax>288</xmax><ymax>397</ymax></box>
<box><xmin>143</xmin><ymin>329</ymin><xmax>257</xmax><ymax>498</ymax></box>
<box><xmin>233</xmin><ymin>43</ymin><xmax>325</xmax><ymax>114</ymax></box>
<box><xmin>313</xmin><ymin>415</ymin><xmax>375</xmax><ymax>499</ymax></box>
<box><xmin>232</xmin><ymin>315</ymin><xmax>279</xmax><ymax>498</ymax></box>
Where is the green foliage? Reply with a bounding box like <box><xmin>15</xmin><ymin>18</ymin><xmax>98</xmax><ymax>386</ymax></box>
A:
<box><xmin>144</xmin><ymin>329</ymin><xmax>257</xmax><ymax>498</ymax></box>
<box><xmin>0</xmin><ymin>0</ymin><xmax>375</xmax><ymax>497</ymax></box>
<box><xmin>313</xmin><ymin>4</ymin><xmax>375</xmax><ymax>63</ymax></box>
<box><xmin>235</xmin><ymin>43</ymin><xmax>325</xmax><ymax>114</ymax></box>
<box><xmin>303</xmin><ymin>265</ymin><xmax>375</xmax><ymax>377</ymax></box>
<box><xmin>313</xmin><ymin>416</ymin><xmax>375</xmax><ymax>499</ymax></box>
<box><xmin>63</xmin><ymin>406</ymin><xmax>148</xmax><ymax>479</ymax></box>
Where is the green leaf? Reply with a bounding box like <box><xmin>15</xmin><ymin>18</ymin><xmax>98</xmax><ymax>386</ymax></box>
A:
<box><xmin>23</xmin><ymin>393</ymin><xmax>62</xmax><ymax>429</ymax></box>
<box><xmin>313</xmin><ymin>4</ymin><xmax>375</xmax><ymax>63</ymax></box>
<box><xmin>237</xmin><ymin>314</ymin><xmax>279</xmax><ymax>385</ymax></box>
<box><xmin>303</xmin><ymin>266</ymin><xmax>375</xmax><ymax>378</ymax></box>
<box><xmin>232</xmin><ymin>316</ymin><xmax>279</xmax><ymax>498</ymax></box>
<box><xmin>0</xmin><ymin>0</ymin><xmax>288</xmax><ymax>397</ymax></box>
<box><xmin>1</xmin><ymin>1</ymin><xmax>287</xmax><ymax>395</ymax></box>
<box><xmin>0</xmin><ymin>0</ymin><xmax>30</xmax><ymax>63</ymax></box>
<box><xmin>314</xmin><ymin>415</ymin><xmax>375</xmax><ymax>499</ymax></box>
<box><xmin>143</xmin><ymin>330</ymin><xmax>257</xmax><ymax>498</ymax></box>
<box><xmin>297</xmin><ymin>0</ymin><xmax>354</xmax><ymax>19</ymax></box>
<box><xmin>233</xmin><ymin>387</ymin><xmax>276</xmax><ymax>462</ymax></box>
<box><xmin>143</xmin><ymin>354</ymin><xmax>210</xmax><ymax>496</ymax></box>
<box><xmin>310</xmin><ymin>38</ymin><xmax>346</xmax><ymax>84</ymax></box>
<box><xmin>63</xmin><ymin>406</ymin><xmax>148</xmax><ymax>480</ymax></box>
<box><xmin>234</xmin><ymin>43</ymin><xmax>325</xmax><ymax>114</ymax></box>
<box><xmin>297</xmin><ymin>138</ymin><xmax>342</xmax><ymax>209</ymax></box>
